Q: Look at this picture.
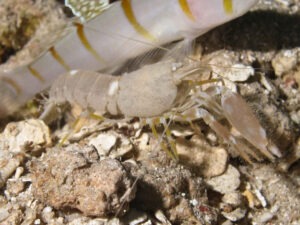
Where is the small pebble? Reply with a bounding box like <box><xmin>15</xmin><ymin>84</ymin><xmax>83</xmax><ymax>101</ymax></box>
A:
<box><xmin>222</xmin><ymin>192</ymin><xmax>243</xmax><ymax>207</ymax></box>
<box><xmin>206</xmin><ymin>165</ymin><xmax>240</xmax><ymax>194</ymax></box>
<box><xmin>221</xmin><ymin>208</ymin><xmax>247</xmax><ymax>222</ymax></box>
<box><xmin>89</xmin><ymin>133</ymin><xmax>117</xmax><ymax>156</ymax></box>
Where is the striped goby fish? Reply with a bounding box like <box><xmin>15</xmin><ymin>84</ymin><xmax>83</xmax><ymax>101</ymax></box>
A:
<box><xmin>0</xmin><ymin>0</ymin><xmax>258</xmax><ymax>117</ymax></box>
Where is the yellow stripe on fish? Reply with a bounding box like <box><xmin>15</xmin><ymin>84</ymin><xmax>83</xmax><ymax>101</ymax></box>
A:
<box><xmin>178</xmin><ymin>0</ymin><xmax>196</xmax><ymax>21</ymax></box>
<box><xmin>49</xmin><ymin>47</ymin><xmax>70</xmax><ymax>71</ymax></box>
<box><xmin>75</xmin><ymin>23</ymin><xmax>106</xmax><ymax>64</ymax></box>
<box><xmin>223</xmin><ymin>0</ymin><xmax>233</xmax><ymax>14</ymax></box>
<box><xmin>121</xmin><ymin>0</ymin><xmax>156</xmax><ymax>41</ymax></box>
<box><xmin>28</xmin><ymin>66</ymin><xmax>45</xmax><ymax>83</ymax></box>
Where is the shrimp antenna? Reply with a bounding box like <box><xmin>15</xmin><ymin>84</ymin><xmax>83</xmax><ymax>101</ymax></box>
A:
<box><xmin>81</xmin><ymin>22</ymin><xmax>172</xmax><ymax>53</ymax></box>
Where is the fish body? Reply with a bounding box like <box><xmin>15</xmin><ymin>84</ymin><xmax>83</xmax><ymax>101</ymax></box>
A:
<box><xmin>0</xmin><ymin>0</ymin><xmax>258</xmax><ymax>117</ymax></box>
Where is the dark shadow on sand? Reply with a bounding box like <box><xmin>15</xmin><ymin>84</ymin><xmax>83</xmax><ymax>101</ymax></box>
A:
<box><xmin>197</xmin><ymin>10</ymin><xmax>300</xmax><ymax>52</ymax></box>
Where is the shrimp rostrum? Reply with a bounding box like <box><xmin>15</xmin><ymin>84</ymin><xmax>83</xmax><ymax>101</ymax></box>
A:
<box><xmin>44</xmin><ymin>58</ymin><xmax>282</xmax><ymax>163</ymax></box>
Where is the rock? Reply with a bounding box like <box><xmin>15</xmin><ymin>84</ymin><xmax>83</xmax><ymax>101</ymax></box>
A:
<box><xmin>1</xmin><ymin>119</ymin><xmax>51</xmax><ymax>153</ymax></box>
<box><xmin>225</xmin><ymin>63</ymin><xmax>254</xmax><ymax>82</ymax></box>
<box><xmin>65</xmin><ymin>143</ymin><xmax>99</xmax><ymax>163</ymax></box>
<box><xmin>206</xmin><ymin>165</ymin><xmax>240</xmax><ymax>194</ymax></box>
<box><xmin>201</xmin><ymin>50</ymin><xmax>255</xmax><ymax>82</ymax></box>
<box><xmin>6</xmin><ymin>179</ymin><xmax>25</xmax><ymax>196</ymax></box>
<box><xmin>89</xmin><ymin>133</ymin><xmax>117</xmax><ymax>156</ymax></box>
<box><xmin>0</xmin><ymin>155</ymin><xmax>23</xmax><ymax>188</ymax></box>
<box><xmin>221</xmin><ymin>208</ymin><xmax>247</xmax><ymax>222</ymax></box>
<box><xmin>88</xmin><ymin>131</ymin><xmax>133</xmax><ymax>159</ymax></box>
<box><xmin>154</xmin><ymin>210</ymin><xmax>172</xmax><ymax>225</ymax></box>
<box><xmin>221</xmin><ymin>220</ymin><xmax>233</xmax><ymax>225</ymax></box>
<box><xmin>30</xmin><ymin>146</ymin><xmax>135</xmax><ymax>217</ymax></box>
<box><xmin>0</xmin><ymin>209</ymin><xmax>23</xmax><ymax>225</ymax></box>
<box><xmin>272</xmin><ymin>49</ymin><xmax>299</xmax><ymax>77</ymax></box>
<box><xmin>253</xmin><ymin>209</ymin><xmax>277</xmax><ymax>224</ymax></box>
<box><xmin>222</xmin><ymin>192</ymin><xmax>243</xmax><ymax>207</ymax></box>
<box><xmin>0</xmin><ymin>206</ymin><xmax>10</xmax><ymax>222</ymax></box>
<box><xmin>176</xmin><ymin>136</ymin><xmax>228</xmax><ymax>178</ymax></box>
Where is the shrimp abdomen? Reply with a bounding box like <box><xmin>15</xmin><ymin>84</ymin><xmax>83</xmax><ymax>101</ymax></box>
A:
<box><xmin>49</xmin><ymin>70</ymin><xmax>119</xmax><ymax>115</ymax></box>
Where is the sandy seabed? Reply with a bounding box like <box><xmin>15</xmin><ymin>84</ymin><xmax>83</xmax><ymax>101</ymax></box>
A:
<box><xmin>0</xmin><ymin>0</ymin><xmax>299</xmax><ymax>224</ymax></box>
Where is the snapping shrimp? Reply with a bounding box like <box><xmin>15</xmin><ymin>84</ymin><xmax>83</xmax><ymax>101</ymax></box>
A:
<box><xmin>0</xmin><ymin>0</ymin><xmax>258</xmax><ymax>117</ymax></box>
<box><xmin>42</xmin><ymin>57</ymin><xmax>282</xmax><ymax>163</ymax></box>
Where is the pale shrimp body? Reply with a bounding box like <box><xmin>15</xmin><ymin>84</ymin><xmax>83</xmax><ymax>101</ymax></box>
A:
<box><xmin>46</xmin><ymin>59</ymin><xmax>281</xmax><ymax>162</ymax></box>
<box><xmin>0</xmin><ymin>0</ymin><xmax>258</xmax><ymax>117</ymax></box>
<box><xmin>49</xmin><ymin>60</ymin><xmax>192</xmax><ymax>117</ymax></box>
